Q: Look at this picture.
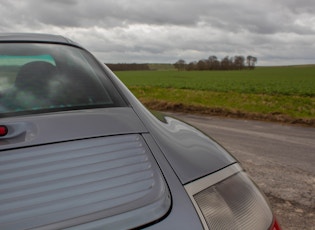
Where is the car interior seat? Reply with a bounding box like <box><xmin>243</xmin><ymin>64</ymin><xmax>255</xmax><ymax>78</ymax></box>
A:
<box><xmin>15</xmin><ymin>61</ymin><xmax>57</xmax><ymax>98</ymax></box>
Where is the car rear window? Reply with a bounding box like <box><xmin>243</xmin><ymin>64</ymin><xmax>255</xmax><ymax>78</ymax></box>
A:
<box><xmin>0</xmin><ymin>43</ymin><xmax>126</xmax><ymax>117</ymax></box>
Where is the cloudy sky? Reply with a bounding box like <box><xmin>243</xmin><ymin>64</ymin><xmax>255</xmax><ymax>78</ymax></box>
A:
<box><xmin>0</xmin><ymin>0</ymin><xmax>314</xmax><ymax>66</ymax></box>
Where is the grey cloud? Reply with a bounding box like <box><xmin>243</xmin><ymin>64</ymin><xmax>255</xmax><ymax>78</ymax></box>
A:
<box><xmin>2</xmin><ymin>0</ymin><xmax>313</xmax><ymax>34</ymax></box>
<box><xmin>278</xmin><ymin>0</ymin><xmax>315</xmax><ymax>14</ymax></box>
<box><xmin>0</xmin><ymin>0</ymin><xmax>314</xmax><ymax>65</ymax></box>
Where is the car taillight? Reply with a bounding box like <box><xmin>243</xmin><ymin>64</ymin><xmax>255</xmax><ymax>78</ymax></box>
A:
<box><xmin>270</xmin><ymin>218</ymin><xmax>281</xmax><ymax>230</ymax></box>
<box><xmin>0</xmin><ymin>125</ymin><xmax>8</xmax><ymax>136</ymax></box>
<box><xmin>185</xmin><ymin>164</ymin><xmax>279</xmax><ymax>230</ymax></box>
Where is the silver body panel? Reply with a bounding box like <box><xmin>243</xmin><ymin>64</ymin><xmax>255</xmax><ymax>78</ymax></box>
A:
<box><xmin>0</xmin><ymin>108</ymin><xmax>147</xmax><ymax>149</ymax></box>
<box><xmin>0</xmin><ymin>34</ymin><xmax>271</xmax><ymax>229</ymax></box>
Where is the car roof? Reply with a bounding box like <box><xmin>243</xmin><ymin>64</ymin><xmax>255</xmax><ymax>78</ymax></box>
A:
<box><xmin>0</xmin><ymin>33</ymin><xmax>82</xmax><ymax>47</ymax></box>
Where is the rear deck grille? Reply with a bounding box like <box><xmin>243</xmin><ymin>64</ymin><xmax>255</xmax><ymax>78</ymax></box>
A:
<box><xmin>0</xmin><ymin>134</ymin><xmax>170</xmax><ymax>230</ymax></box>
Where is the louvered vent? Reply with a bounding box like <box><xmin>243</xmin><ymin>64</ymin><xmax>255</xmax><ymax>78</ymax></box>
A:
<box><xmin>0</xmin><ymin>134</ymin><xmax>170</xmax><ymax>230</ymax></box>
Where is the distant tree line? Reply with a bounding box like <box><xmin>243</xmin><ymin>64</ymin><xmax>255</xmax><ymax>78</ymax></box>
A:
<box><xmin>106</xmin><ymin>63</ymin><xmax>150</xmax><ymax>71</ymax></box>
<box><xmin>174</xmin><ymin>55</ymin><xmax>257</xmax><ymax>71</ymax></box>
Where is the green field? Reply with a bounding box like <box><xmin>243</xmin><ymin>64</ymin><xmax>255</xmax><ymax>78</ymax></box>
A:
<box><xmin>115</xmin><ymin>65</ymin><xmax>315</xmax><ymax>125</ymax></box>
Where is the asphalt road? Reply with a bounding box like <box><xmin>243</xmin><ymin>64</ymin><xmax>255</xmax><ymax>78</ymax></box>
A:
<box><xmin>167</xmin><ymin>112</ymin><xmax>315</xmax><ymax>230</ymax></box>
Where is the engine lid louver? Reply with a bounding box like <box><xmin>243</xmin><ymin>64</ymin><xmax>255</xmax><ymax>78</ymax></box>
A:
<box><xmin>0</xmin><ymin>134</ymin><xmax>170</xmax><ymax>230</ymax></box>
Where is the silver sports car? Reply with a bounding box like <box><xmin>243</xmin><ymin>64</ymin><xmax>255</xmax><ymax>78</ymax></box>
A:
<box><xmin>0</xmin><ymin>33</ymin><xmax>281</xmax><ymax>230</ymax></box>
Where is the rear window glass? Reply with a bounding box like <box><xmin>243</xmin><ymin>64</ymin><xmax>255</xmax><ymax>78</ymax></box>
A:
<box><xmin>0</xmin><ymin>43</ymin><xmax>126</xmax><ymax>117</ymax></box>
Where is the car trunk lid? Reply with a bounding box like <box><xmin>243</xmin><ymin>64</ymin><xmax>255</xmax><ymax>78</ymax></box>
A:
<box><xmin>0</xmin><ymin>107</ymin><xmax>147</xmax><ymax>150</ymax></box>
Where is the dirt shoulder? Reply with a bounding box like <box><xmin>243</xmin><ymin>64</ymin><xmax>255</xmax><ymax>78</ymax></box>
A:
<box><xmin>142</xmin><ymin>100</ymin><xmax>315</xmax><ymax>127</ymax></box>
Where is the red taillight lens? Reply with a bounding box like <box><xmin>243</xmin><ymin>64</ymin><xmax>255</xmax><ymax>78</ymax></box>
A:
<box><xmin>270</xmin><ymin>218</ymin><xmax>281</xmax><ymax>230</ymax></box>
<box><xmin>0</xmin><ymin>125</ymin><xmax>8</xmax><ymax>136</ymax></box>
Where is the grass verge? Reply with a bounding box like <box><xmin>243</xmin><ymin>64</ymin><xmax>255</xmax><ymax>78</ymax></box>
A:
<box><xmin>129</xmin><ymin>86</ymin><xmax>315</xmax><ymax>127</ymax></box>
<box><xmin>116</xmin><ymin>67</ymin><xmax>315</xmax><ymax>127</ymax></box>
